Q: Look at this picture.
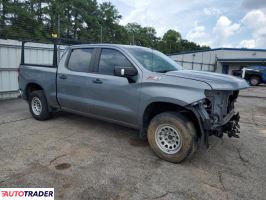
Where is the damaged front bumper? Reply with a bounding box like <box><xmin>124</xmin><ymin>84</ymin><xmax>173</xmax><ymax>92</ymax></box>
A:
<box><xmin>187</xmin><ymin>102</ymin><xmax>241</xmax><ymax>147</ymax></box>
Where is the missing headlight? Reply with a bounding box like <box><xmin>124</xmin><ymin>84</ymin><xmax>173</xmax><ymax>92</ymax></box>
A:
<box><xmin>203</xmin><ymin>98</ymin><xmax>212</xmax><ymax>114</ymax></box>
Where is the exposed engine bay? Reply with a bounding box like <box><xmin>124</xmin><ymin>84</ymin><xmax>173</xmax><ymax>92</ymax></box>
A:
<box><xmin>204</xmin><ymin>90</ymin><xmax>240</xmax><ymax>137</ymax></box>
<box><xmin>188</xmin><ymin>90</ymin><xmax>241</xmax><ymax>147</ymax></box>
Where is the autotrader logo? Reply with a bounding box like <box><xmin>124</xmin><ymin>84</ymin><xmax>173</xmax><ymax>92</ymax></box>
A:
<box><xmin>0</xmin><ymin>188</ymin><xmax>54</xmax><ymax>199</ymax></box>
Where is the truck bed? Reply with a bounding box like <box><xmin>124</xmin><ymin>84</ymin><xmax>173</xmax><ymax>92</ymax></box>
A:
<box><xmin>19</xmin><ymin>64</ymin><xmax>59</xmax><ymax>108</ymax></box>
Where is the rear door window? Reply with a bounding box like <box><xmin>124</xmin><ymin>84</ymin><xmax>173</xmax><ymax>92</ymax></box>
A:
<box><xmin>68</xmin><ymin>48</ymin><xmax>94</xmax><ymax>72</ymax></box>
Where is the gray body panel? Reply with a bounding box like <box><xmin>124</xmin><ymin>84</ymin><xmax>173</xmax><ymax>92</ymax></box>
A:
<box><xmin>166</xmin><ymin>70</ymin><xmax>248</xmax><ymax>90</ymax></box>
<box><xmin>18</xmin><ymin>44</ymin><xmax>249</xmax><ymax>130</ymax></box>
<box><xmin>18</xmin><ymin>65</ymin><xmax>58</xmax><ymax>107</ymax></box>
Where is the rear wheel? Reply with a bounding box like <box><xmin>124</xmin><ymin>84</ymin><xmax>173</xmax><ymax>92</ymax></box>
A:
<box><xmin>147</xmin><ymin>112</ymin><xmax>198</xmax><ymax>163</ymax></box>
<box><xmin>249</xmin><ymin>76</ymin><xmax>261</xmax><ymax>86</ymax></box>
<box><xmin>29</xmin><ymin>90</ymin><xmax>52</xmax><ymax>120</ymax></box>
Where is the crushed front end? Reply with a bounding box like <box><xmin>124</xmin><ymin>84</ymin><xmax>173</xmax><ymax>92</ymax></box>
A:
<box><xmin>187</xmin><ymin>90</ymin><xmax>241</xmax><ymax>147</ymax></box>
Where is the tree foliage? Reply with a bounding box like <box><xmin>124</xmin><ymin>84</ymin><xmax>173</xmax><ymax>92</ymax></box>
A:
<box><xmin>0</xmin><ymin>0</ymin><xmax>210</xmax><ymax>53</ymax></box>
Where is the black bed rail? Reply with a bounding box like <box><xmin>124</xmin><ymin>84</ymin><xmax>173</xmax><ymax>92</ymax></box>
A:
<box><xmin>20</xmin><ymin>38</ymin><xmax>90</xmax><ymax>67</ymax></box>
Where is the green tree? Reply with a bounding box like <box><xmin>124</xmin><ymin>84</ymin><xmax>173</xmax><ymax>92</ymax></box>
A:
<box><xmin>125</xmin><ymin>23</ymin><xmax>158</xmax><ymax>47</ymax></box>
<box><xmin>0</xmin><ymin>0</ymin><xmax>46</xmax><ymax>40</ymax></box>
<box><xmin>98</xmin><ymin>1</ymin><xmax>121</xmax><ymax>43</ymax></box>
<box><xmin>162</xmin><ymin>29</ymin><xmax>181</xmax><ymax>43</ymax></box>
<box><xmin>0</xmin><ymin>0</ymin><xmax>9</xmax><ymax>38</ymax></box>
<box><xmin>160</xmin><ymin>30</ymin><xmax>182</xmax><ymax>54</ymax></box>
<box><xmin>0</xmin><ymin>0</ymin><xmax>210</xmax><ymax>53</ymax></box>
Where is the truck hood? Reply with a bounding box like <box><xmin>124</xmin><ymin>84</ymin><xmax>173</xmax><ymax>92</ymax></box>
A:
<box><xmin>166</xmin><ymin>70</ymin><xmax>249</xmax><ymax>90</ymax></box>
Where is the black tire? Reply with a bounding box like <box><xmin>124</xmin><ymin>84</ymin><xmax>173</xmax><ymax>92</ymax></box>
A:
<box><xmin>29</xmin><ymin>90</ymin><xmax>52</xmax><ymax>120</ymax></box>
<box><xmin>249</xmin><ymin>76</ymin><xmax>261</xmax><ymax>86</ymax></box>
<box><xmin>147</xmin><ymin>112</ymin><xmax>198</xmax><ymax>163</ymax></box>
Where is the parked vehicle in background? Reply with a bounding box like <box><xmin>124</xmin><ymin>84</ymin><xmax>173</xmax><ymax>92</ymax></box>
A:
<box><xmin>232</xmin><ymin>66</ymin><xmax>266</xmax><ymax>86</ymax></box>
<box><xmin>18</xmin><ymin>41</ymin><xmax>249</xmax><ymax>163</ymax></box>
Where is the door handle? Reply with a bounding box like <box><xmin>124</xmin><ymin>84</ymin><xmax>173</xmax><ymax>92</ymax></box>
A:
<box><xmin>92</xmin><ymin>78</ymin><xmax>103</xmax><ymax>84</ymax></box>
<box><xmin>59</xmin><ymin>74</ymin><xmax>67</xmax><ymax>79</ymax></box>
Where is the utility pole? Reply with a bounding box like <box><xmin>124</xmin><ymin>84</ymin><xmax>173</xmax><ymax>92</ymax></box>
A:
<box><xmin>100</xmin><ymin>26</ymin><xmax>103</xmax><ymax>43</ymax></box>
<box><xmin>57</xmin><ymin>14</ymin><xmax>60</xmax><ymax>64</ymax></box>
<box><xmin>57</xmin><ymin>14</ymin><xmax>60</xmax><ymax>38</ymax></box>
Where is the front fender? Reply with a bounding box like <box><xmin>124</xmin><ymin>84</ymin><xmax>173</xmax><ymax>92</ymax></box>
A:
<box><xmin>139</xmin><ymin>84</ymin><xmax>207</xmax><ymax>117</ymax></box>
<box><xmin>138</xmin><ymin>86</ymin><xmax>207</xmax><ymax>131</ymax></box>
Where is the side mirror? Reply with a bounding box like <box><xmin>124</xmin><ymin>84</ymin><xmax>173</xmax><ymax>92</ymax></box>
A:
<box><xmin>114</xmin><ymin>66</ymin><xmax>138</xmax><ymax>77</ymax></box>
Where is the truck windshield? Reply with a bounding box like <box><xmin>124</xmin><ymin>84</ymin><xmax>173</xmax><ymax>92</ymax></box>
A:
<box><xmin>126</xmin><ymin>47</ymin><xmax>183</xmax><ymax>73</ymax></box>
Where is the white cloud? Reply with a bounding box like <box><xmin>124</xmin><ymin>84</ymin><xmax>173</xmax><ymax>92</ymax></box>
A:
<box><xmin>185</xmin><ymin>15</ymin><xmax>242</xmax><ymax>48</ymax></box>
<box><xmin>203</xmin><ymin>8</ymin><xmax>221</xmax><ymax>16</ymax></box>
<box><xmin>237</xmin><ymin>40</ymin><xmax>256</xmax><ymax>48</ymax></box>
<box><xmin>185</xmin><ymin>16</ymin><xmax>241</xmax><ymax>47</ymax></box>
<box><xmin>186</xmin><ymin>24</ymin><xmax>211</xmax><ymax>45</ymax></box>
<box><xmin>242</xmin><ymin>10</ymin><xmax>266</xmax><ymax>29</ymax></box>
<box><xmin>117</xmin><ymin>0</ymin><xmax>208</xmax><ymax>36</ymax></box>
<box><xmin>101</xmin><ymin>0</ymin><xmax>266</xmax><ymax>48</ymax></box>
<box><xmin>213</xmin><ymin>16</ymin><xmax>240</xmax><ymax>46</ymax></box>
<box><xmin>241</xmin><ymin>10</ymin><xmax>266</xmax><ymax>48</ymax></box>
<box><xmin>186</xmin><ymin>26</ymin><xmax>206</xmax><ymax>40</ymax></box>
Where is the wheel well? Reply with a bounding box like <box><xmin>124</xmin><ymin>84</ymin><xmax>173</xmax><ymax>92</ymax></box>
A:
<box><xmin>25</xmin><ymin>83</ymin><xmax>43</xmax><ymax>100</ymax></box>
<box><xmin>142</xmin><ymin>102</ymin><xmax>201</xmax><ymax>138</ymax></box>
<box><xmin>246</xmin><ymin>74</ymin><xmax>262</xmax><ymax>81</ymax></box>
<box><xmin>251</xmin><ymin>75</ymin><xmax>262</xmax><ymax>80</ymax></box>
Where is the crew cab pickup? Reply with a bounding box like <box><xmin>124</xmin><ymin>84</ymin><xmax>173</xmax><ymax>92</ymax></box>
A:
<box><xmin>232</xmin><ymin>65</ymin><xmax>266</xmax><ymax>86</ymax></box>
<box><xmin>18</xmin><ymin>42</ymin><xmax>249</xmax><ymax>163</ymax></box>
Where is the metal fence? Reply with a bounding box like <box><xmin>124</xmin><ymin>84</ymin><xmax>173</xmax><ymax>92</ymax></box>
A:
<box><xmin>0</xmin><ymin>39</ymin><xmax>61</xmax><ymax>99</ymax></box>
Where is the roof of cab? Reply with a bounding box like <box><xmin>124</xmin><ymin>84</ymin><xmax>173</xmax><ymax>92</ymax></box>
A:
<box><xmin>70</xmin><ymin>43</ymin><xmax>150</xmax><ymax>50</ymax></box>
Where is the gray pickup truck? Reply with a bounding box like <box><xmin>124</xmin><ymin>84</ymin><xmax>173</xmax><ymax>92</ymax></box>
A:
<box><xmin>18</xmin><ymin>42</ymin><xmax>249</xmax><ymax>163</ymax></box>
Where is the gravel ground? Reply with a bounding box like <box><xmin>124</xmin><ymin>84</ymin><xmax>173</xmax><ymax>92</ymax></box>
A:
<box><xmin>0</xmin><ymin>86</ymin><xmax>266</xmax><ymax>200</ymax></box>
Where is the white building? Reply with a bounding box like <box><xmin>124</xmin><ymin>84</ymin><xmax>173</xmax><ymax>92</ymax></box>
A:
<box><xmin>170</xmin><ymin>48</ymin><xmax>266</xmax><ymax>74</ymax></box>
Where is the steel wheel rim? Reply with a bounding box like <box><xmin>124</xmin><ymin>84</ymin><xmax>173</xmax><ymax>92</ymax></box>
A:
<box><xmin>155</xmin><ymin>124</ymin><xmax>182</xmax><ymax>154</ymax></box>
<box><xmin>251</xmin><ymin>78</ymin><xmax>258</xmax><ymax>85</ymax></box>
<box><xmin>31</xmin><ymin>97</ymin><xmax>42</xmax><ymax>115</ymax></box>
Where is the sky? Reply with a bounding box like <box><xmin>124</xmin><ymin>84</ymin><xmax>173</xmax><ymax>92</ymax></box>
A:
<box><xmin>98</xmin><ymin>0</ymin><xmax>266</xmax><ymax>49</ymax></box>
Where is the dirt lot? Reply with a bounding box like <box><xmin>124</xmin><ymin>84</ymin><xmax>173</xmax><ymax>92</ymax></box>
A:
<box><xmin>0</xmin><ymin>86</ymin><xmax>266</xmax><ymax>200</ymax></box>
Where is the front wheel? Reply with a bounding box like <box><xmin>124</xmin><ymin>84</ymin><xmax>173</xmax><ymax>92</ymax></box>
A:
<box><xmin>147</xmin><ymin>112</ymin><xmax>198</xmax><ymax>163</ymax></box>
<box><xmin>249</xmin><ymin>76</ymin><xmax>261</xmax><ymax>86</ymax></box>
<box><xmin>29</xmin><ymin>90</ymin><xmax>52</xmax><ymax>120</ymax></box>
